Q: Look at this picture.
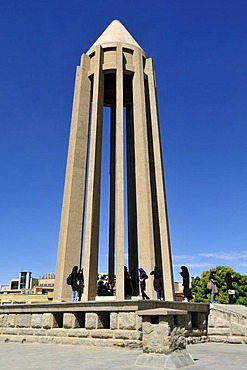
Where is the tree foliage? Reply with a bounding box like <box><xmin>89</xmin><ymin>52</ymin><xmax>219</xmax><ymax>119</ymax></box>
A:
<box><xmin>191</xmin><ymin>265</ymin><xmax>247</xmax><ymax>304</ymax></box>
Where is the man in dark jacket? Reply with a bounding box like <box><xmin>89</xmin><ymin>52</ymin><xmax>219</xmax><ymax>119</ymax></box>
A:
<box><xmin>225</xmin><ymin>272</ymin><xmax>236</xmax><ymax>304</ymax></box>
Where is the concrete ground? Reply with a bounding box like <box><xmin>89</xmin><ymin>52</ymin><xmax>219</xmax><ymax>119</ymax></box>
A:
<box><xmin>0</xmin><ymin>343</ymin><xmax>247</xmax><ymax>370</ymax></box>
<box><xmin>0</xmin><ymin>342</ymin><xmax>246</xmax><ymax>369</ymax></box>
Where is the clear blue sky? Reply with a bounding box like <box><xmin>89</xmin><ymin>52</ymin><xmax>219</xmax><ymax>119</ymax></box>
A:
<box><xmin>0</xmin><ymin>1</ymin><xmax>246</xmax><ymax>284</ymax></box>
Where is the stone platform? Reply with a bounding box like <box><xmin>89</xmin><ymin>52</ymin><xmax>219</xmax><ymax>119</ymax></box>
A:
<box><xmin>0</xmin><ymin>300</ymin><xmax>209</xmax><ymax>348</ymax></box>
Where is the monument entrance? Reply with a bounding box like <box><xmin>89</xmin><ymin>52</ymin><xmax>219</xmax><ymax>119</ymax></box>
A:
<box><xmin>54</xmin><ymin>20</ymin><xmax>174</xmax><ymax>302</ymax></box>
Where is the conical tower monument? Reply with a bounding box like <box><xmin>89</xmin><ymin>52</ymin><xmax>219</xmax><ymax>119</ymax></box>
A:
<box><xmin>54</xmin><ymin>20</ymin><xmax>174</xmax><ymax>302</ymax></box>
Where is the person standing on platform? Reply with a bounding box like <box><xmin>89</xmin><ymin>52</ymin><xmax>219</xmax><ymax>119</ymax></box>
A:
<box><xmin>124</xmin><ymin>266</ymin><xmax>132</xmax><ymax>299</ymax></box>
<box><xmin>77</xmin><ymin>268</ymin><xmax>84</xmax><ymax>301</ymax></box>
<box><xmin>71</xmin><ymin>265</ymin><xmax>79</xmax><ymax>302</ymax></box>
<box><xmin>225</xmin><ymin>272</ymin><xmax>236</xmax><ymax>304</ymax></box>
<box><xmin>180</xmin><ymin>266</ymin><xmax>193</xmax><ymax>302</ymax></box>
<box><xmin>209</xmin><ymin>271</ymin><xmax>219</xmax><ymax>304</ymax></box>
<box><xmin>150</xmin><ymin>266</ymin><xmax>163</xmax><ymax>300</ymax></box>
<box><xmin>139</xmin><ymin>268</ymin><xmax>150</xmax><ymax>300</ymax></box>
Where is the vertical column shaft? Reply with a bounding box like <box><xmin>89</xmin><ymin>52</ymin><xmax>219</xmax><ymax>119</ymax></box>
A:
<box><xmin>83</xmin><ymin>46</ymin><xmax>104</xmax><ymax>301</ymax></box>
<box><xmin>132</xmin><ymin>49</ymin><xmax>156</xmax><ymax>299</ymax></box>
<box><xmin>108</xmin><ymin>106</ymin><xmax>116</xmax><ymax>285</ymax></box>
<box><xmin>54</xmin><ymin>54</ymin><xmax>91</xmax><ymax>301</ymax></box>
<box><xmin>115</xmin><ymin>45</ymin><xmax>125</xmax><ymax>300</ymax></box>
<box><xmin>145</xmin><ymin>58</ymin><xmax>174</xmax><ymax>300</ymax></box>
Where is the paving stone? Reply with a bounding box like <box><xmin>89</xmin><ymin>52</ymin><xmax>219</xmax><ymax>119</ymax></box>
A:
<box><xmin>0</xmin><ymin>342</ymin><xmax>246</xmax><ymax>369</ymax></box>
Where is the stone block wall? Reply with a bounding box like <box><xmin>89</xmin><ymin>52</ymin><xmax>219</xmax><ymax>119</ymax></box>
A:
<box><xmin>0</xmin><ymin>301</ymin><xmax>210</xmax><ymax>348</ymax></box>
<box><xmin>0</xmin><ymin>310</ymin><xmax>142</xmax><ymax>348</ymax></box>
<box><xmin>1</xmin><ymin>302</ymin><xmax>246</xmax><ymax>348</ymax></box>
<box><xmin>208</xmin><ymin>305</ymin><xmax>247</xmax><ymax>344</ymax></box>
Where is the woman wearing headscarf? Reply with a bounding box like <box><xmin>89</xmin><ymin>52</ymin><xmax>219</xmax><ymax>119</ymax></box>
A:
<box><xmin>180</xmin><ymin>266</ymin><xmax>193</xmax><ymax>302</ymax></box>
<box><xmin>138</xmin><ymin>268</ymin><xmax>150</xmax><ymax>300</ymax></box>
<box><xmin>71</xmin><ymin>265</ymin><xmax>79</xmax><ymax>302</ymax></box>
<box><xmin>77</xmin><ymin>268</ymin><xmax>84</xmax><ymax>301</ymax></box>
<box><xmin>124</xmin><ymin>266</ymin><xmax>132</xmax><ymax>298</ymax></box>
<box><xmin>150</xmin><ymin>266</ymin><xmax>163</xmax><ymax>300</ymax></box>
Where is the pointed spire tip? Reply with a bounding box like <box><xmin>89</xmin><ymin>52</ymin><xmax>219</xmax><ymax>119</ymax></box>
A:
<box><xmin>87</xmin><ymin>19</ymin><xmax>143</xmax><ymax>52</ymax></box>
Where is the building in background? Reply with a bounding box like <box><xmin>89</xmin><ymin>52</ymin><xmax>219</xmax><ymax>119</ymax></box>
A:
<box><xmin>0</xmin><ymin>272</ymin><xmax>55</xmax><ymax>304</ymax></box>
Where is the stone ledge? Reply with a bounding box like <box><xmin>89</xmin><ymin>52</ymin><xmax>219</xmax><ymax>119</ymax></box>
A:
<box><xmin>226</xmin><ymin>336</ymin><xmax>247</xmax><ymax>344</ymax></box>
<box><xmin>208</xmin><ymin>335</ymin><xmax>247</xmax><ymax>344</ymax></box>
<box><xmin>0</xmin><ymin>301</ymin><xmax>209</xmax><ymax>315</ymax></box>
<box><xmin>208</xmin><ymin>336</ymin><xmax>227</xmax><ymax>343</ymax></box>
<box><xmin>210</xmin><ymin>304</ymin><xmax>247</xmax><ymax>319</ymax></box>
<box><xmin>66</xmin><ymin>329</ymin><xmax>89</xmax><ymax>338</ymax></box>
<box><xmin>208</xmin><ymin>327</ymin><xmax>230</xmax><ymax>336</ymax></box>
<box><xmin>90</xmin><ymin>329</ymin><xmax>113</xmax><ymax>338</ymax></box>
<box><xmin>137</xmin><ymin>308</ymin><xmax>187</xmax><ymax>316</ymax></box>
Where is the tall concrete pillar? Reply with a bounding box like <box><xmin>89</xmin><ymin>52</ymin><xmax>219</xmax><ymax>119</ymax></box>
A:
<box><xmin>132</xmin><ymin>48</ymin><xmax>156</xmax><ymax>299</ymax></box>
<box><xmin>83</xmin><ymin>46</ymin><xmax>104</xmax><ymax>301</ymax></box>
<box><xmin>53</xmin><ymin>54</ymin><xmax>91</xmax><ymax>302</ymax></box>
<box><xmin>54</xmin><ymin>20</ymin><xmax>174</xmax><ymax>302</ymax></box>
<box><xmin>115</xmin><ymin>44</ymin><xmax>125</xmax><ymax>300</ymax></box>
<box><xmin>145</xmin><ymin>58</ymin><xmax>175</xmax><ymax>300</ymax></box>
<box><xmin>108</xmin><ymin>106</ymin><xmax>116</xmax><ymax>286</ymax></box>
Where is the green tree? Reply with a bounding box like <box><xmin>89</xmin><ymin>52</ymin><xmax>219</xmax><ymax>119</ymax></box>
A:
<box><xmin>191</xmin><ymin>265</ymin><xmax>246</xmax><ymax>304</ymax></box>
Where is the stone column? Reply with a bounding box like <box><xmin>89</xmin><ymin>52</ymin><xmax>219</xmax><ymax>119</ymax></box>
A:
<box><xmin>132</xmin><ymin>48</ymin><xmax>156</xmax><ymax>300</ymax></box>
<box><xmin>136</xmin><ymin>308</ymin><xmax>194</xmax><ymax>368</ymax></box>
<box><xmin>83</xmin><ymin>46</ymin><xmax>104</xmax><ymax>301</ymax></box>
<box><xmin>54</xmin><ymin>54</ymin><xmax>91</xmax><ymax>302</ymax></box>
<box><xmin>108</xmin><ymin>105</ymin><xmax>116</xmax><ymax>285</ymax></box>
<box><xmin>115</xmin><ymin>45</ymin><xmax>125</xmax><ymax>300</ymax></box>
<box><xmin>145</xmin><ymin>58</ymin><xmax>175</xmax><ymax>301</ymax></box>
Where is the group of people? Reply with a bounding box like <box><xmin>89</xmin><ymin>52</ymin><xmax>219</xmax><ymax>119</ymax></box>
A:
<box><xmin>124</xmin><ymin>265</ymin><xmax>164</xmax><ymax>300</ymax></box>
<box><xmin>180</xmin><ymin>267</ymin><xmax>239</xmax><ymax>304</ymax></box>
<box><xmin>180</xmin><ymin>266</ymin><xmax>239</xmax><ymax>304</ymax></box>
<box><xmin>68</xmin><ymin>265</ymin><xmax>166</xmax><ymax>302</ymax></box>
<box><xmin>68</xmin><ymin>264</ymin><xmax>237</xmax><ymax>304</ymax></box>
<box><xmin>67</xmin><ymin>264</ymin><xmax>192</xmax><ymax>302</ymax></box>
<box><xmin>97</xmin><ymin>281</ymin><xmax>114</xmax><ymax>296</ymax></box>
<box><xmin>125</xmin><ymin>265</ymin><xmax>194</xmax><ymax>302</ymax></box>
<box><xmin>207</xmin><ymin>270</ymin><xmax>238</xmax><ymax>304</ymax></box>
